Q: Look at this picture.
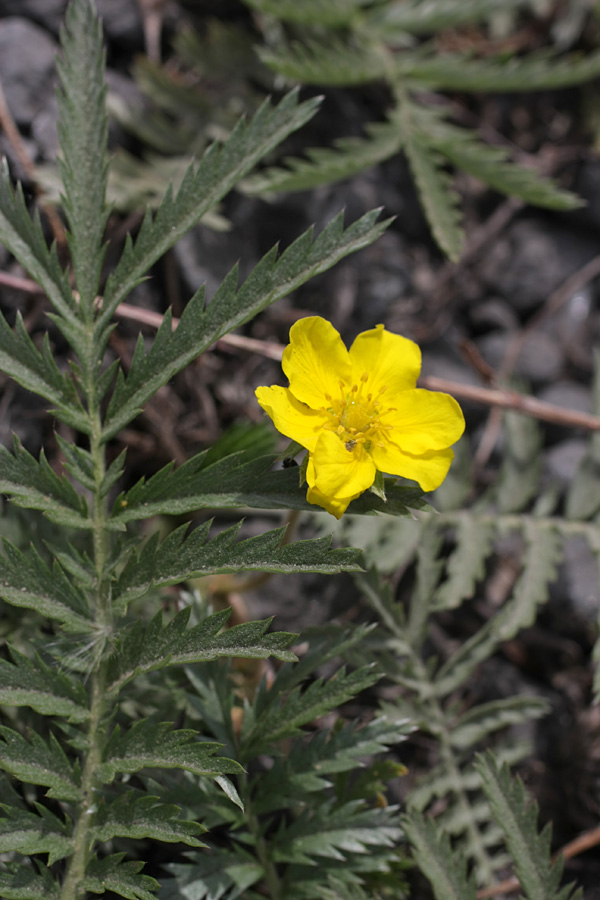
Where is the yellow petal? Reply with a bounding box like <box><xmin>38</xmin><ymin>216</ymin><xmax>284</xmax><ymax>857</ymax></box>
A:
<box><xmin>371</xmin><ymin>443</ymin><xmax>455</xmax><ymax>492</ymax></box>
<box><xmin>349</xmin><ymin>324</ymin><xmax>421</xmax><ymax>395</ymax></box>
<box><xmin>282</xmin><ymin>316</ymin><xmax>352</xmax><ymax>408</ymax></box>
<box><xmin>381</xmin><ymin>389</ymin><xmax>465</xmax><ymax>453</ymax></box>
<box><xmin>306</xmin><ymin>431</ymin><xmax>376</xmax><ymax>517</ymax></box>
<box><xmin>255</xmin><ymin>385</ymin><xmax>328</xmax><ymax>452</ymax></box>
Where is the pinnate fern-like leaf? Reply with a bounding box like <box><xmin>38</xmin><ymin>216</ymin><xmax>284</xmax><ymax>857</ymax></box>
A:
<box><xmin>0</xmin><ymin>861</ymin><xmax>60</xmax><ymax>900</ymax></box>
<box><xmin>244</xmin><ymin>0</ymin><xmax>370</xmax><ymax>27</ymax></box>
<box><xmin>403</xmin><ymin>811</ymin><xmax>477</xmax><ymax>900</ymax></box>
<box><xmin>56</xmin><ymin>0</ymin><xmax>109</xmax><ymax>316</ymax></box>
<box><xmin>0</xmin><ymin>647</ymin><xmax>89</xmax><ymax>722</ymax></box>
<box><xmin>0</xmin><ymin>727</ymin><xmax>81</xmax><ymax>802</ymax></box>
<box><xmin>0</xmin><ymin>804</ymin><xmax>72</xmax><ymax>865</ymax></box>
<box><xmin>243</xmin><ymin>118</ymin><xmax>404</xmax><ymax>194</ymax></box>
<box><xmin>273</xmin><ymin>801</ymin><xmax>401</xmax><ymax>865</ymax></box>
<box><xmin>99</xmin><ymin>89</ymin><xmax>321</xmax><ymax>330</ymax></box>
<box><xmin>254</xmin><ymin>716</ymin><xmax>410</xmax><ymax>813</ymax></box>
<box><xmin>113</xmin><ymin>451</ymin><xmax>424</xmax><ymax>520</ymax></box>
<box><xmin>433</xmin><ymin>516</ymin><xmax>495</xmax><ymax>611</ymax></box>
<box><xmin>113</xmin><ymin>520</ymin><xmax>362</xmax><ymax>607</ymax></box>
<box><xmin>0</xmin><ymin>312</ymin><xmax>87</xmax><ymax>430</ymax></box>
<box><xmin>420</xmin><ymin>108</ymin><xmax>582</xmax><ymax>210</ymax></box>
<box><xmin>366</xmin><ymin>0</ymin><xmax>525</xmax><ymax>38</ymax></box>
<box><xmin>434</xmin><ymin>521</ymin><xmax>561</xmax><ymax>697</ymax></box>
<box><xmin>83</xmin><ymin>854</ymin><xmax>159</xmax><ymax>900</ymax></box>
<box><xmin>0</xmin><ymin>163</ymin><xmax>77</xmax><ymax>330</ymax></box>
<box><xmin>396</xmin><ymin>48</ymin><xmax>600</xmax><ymax>92</ymax></box>
<box><xmin>0</xmin><ymin>540</ymin><xmax>91</xmax><ymax>631</ymax></box>
<box><xmin>258</xmin><ymin>36</ymin><xmax>388</xmax><ymax>86</ymax></box>
<box><xmin>97</xmin><ymin>720</ymin><xmax>242</xmax><ymax>784</ymax></box>
<box><xmin>242</xmin><ymin>665</ymin><xmax>380</xmax><ymax>755</ymax></box>
<box><xmin>103</xmin><ymin>209</ymin><xmax>390</xmax><ymax>440</ymax></box>
<box><xmin>450</xmin><ymin>696</ymin><xmax>549</xmax><ymax>750</ymax></box>
<box><xmin>402</xmin><ymin>125</ymin><xmax>463</xmax><ymax>261</ymax></box>
<box><xmin>105</xmin><ymin>607</ymin><xmax>296</xmax><ymax>697</ymax></box>
<box><xmin>476</xmin><ymin>752</ymin><xmax>581</xmax><ymax>900</ymax></box>
<box><xmin>0</xmin><ymin>437</ymin><xmax>90</xmax><ymax>529</ymax></box>
<box><xmin>92</xmin><ymin>793</ymin><xmax>207</xmax><ymax>847</ymax></box>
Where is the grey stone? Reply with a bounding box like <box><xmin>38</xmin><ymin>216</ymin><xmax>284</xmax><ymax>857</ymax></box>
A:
<box><xmin>0</xmin><ymin>18</ymin><xmax>57</xmax><ymax>127</ymax></box>
<box><xmin>538</xmin><ymin>380</ymin><xmax>592</xmax><ymax>415</ymax></box>
<box><xmin>479</xmin><ymin>217</ymin><xmax>600</xmax><ymax>314</ymax></box>
<box><xmin>477</xmin><ymin>328</ymin><xmax>563</xmax><ymax>385</ymax></box>
<box><xmin>0</xmin><ymin>0</ymin><xmax>65</xmax><ymax>34</ymax></box>
<box><xmin>31</xmin><ymin>94</ymin><xmax>59</xmax><ymax>161</ymax></box>
<box><xmin>545</xmin><ymin>438</ymin><xmax>587</xmax><ymax>485</ymax></box>
<box><xmin>561</xmin><ymin>536</ymin><xmax>599</xmax><ymax>622</ymax></box>
<box><xmin>95</xmin><ymin>0</ymin><xmax>143</xmax><ymax>45</ymax></box>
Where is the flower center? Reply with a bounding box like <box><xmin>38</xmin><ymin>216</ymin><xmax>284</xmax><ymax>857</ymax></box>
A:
<box><xmin>321</xmin><ymin>374</ymin><xmax>393</xmax><ymax>452</ymax></box>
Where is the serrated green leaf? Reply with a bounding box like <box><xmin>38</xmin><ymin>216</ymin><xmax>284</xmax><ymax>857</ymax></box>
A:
<box><xmin>476</xmin><ymin>752</ymin><xmax>580</xmax><ymax>900</ymax></box>
<box><xmin>84</xmin><ymin>853</ymin><xmax>159</xmax><ymax>900</ymax></box>
<box><xmin>0</xmin><ymin>313</ymin><xmax>87</xmax><ymax>430</ymax></box>
<box><xmin>242</xmin><ymin>665</ymin><xmax>380</xmax><ymax>754</ymax></box>
<box><xmin>0</xmin><ymin>727</ymin><xmax>81</xmax><ymax>801</ymax></box>
<box><xmin>163</xmin><ymin>851</ymin><xmax>263</xmax><ymax>900</ymax></box>
<box><xmin>0</xmin><ymin>539</ymin><xmax>91</xmax><ymax>631</ymax></box>
<box><xmin>273</xmin><ymin>801</ymin><xmax>401</xmax><ymax>865</ymax></box>
<box><xmin>367</xmin><ymin>0</ymin><xmax>525</xmax><ymax>37</ymax></box>
<box><xmin>403</xmin><ymin>811</ymin><xmax>477</xmax><ymax>900</ymax></box>
<box><xmin>0</xmin><ymin>861</ymin><xmax>60</xmax><ymax>900</ymax></box>
<box><xmin>0</xmin><ymin>647</ymin><xmax>89</xmax><ymax>722</ymax></box>
<box><xmin>434</xmin><ymin>521</ymin><xmax>561</xmax><ymax>697</ymax></box>
<box><xmin>0</xmin><ymin>803</ymin><xmax>72</xmax><ymax>865</ymax></box>
<box><xmin>55</xmin><ymin>433</ymin><xmax>95</xmax><ymax>490</ymax></box>
<box><xmin>99</xmin><ymin>89</ymin><xmax>321</xmax><ymax>332</ymax></box>
<box><xmin>102</xmin><ymin>209</ymin><xmax>390</xmax><ymax>440</ymax></box>
<box><xmin>407</xmin><ymin>741</ymin><xmax>531</xmax><ymax>813</ymax></box>
<box><xmin>433</xmin><ymin>515</ymin><xmax>495</xmax><ymax>611</ymax></box>
<box><xmin>92</xmin><ymin>792</ymin><xmax>207</xmax><ymax>847</ymax></box>
<box><xmin>0</xmin><ymin>161</ymin><xmax>79</xmax><ymax>332</ymax></box>
<box><xmin>243</xmin><ymin>118</ymin><xmax>404</xmax><ymax>194</ymax></box>
<box><xmin>97</xmin><ymin>720</ymin><xmax>242</xmax><ymax>784</ymax></box>
<box><xmin>396</xmin><ymin>48</ymin><xmax>600</xmax><ymax>92</ymax></box>
<box><xmin>112</xmin><ymin>451</ymin><xmax>425</xmax><ymax>520</ymax></box>
<box><xmin>56</xmin><ymin>0</ymin><xmax>109</xmax><ymax>317</ymax></box>
<box><xmin>426</xmin><ymin>114</ymin><xmax>582</xmax><ymax>210</ymax></box>
<box><xmin>105</xmin><ymin>607</ymin><xmax>296</xmax><ymax>696</ymax></box>
<box><xmin>258</xmin><ymin>36</ymin><xmax>388</xmax><ymax>86</ymax></box>
<box><xmin>254</xmin><ymin>716</ymin><xmax>411</xmax><ymax>814</ymax></box>
<box><xmin>244</xmin><ymin>0</ymin><xmax>370</xmax><ymax>27</ymax></box>
<box><xmin>403</xmin><ymin>128</ymin><xmax>463</xmax><ymax>261</ymax></box>
<box><xmin>0</xmin><ymin>437</ymin><xmax>90</xmax><ymax>529</ymax></box>
<box><xmin>450</xmin><ymin>696</ymin><xmax>549</xmax><ymax>749</ymax></box>
<box><xmin>114</xmin><ymin>521</ymin><xmax>362</xmax><ymax>605</ymax></box>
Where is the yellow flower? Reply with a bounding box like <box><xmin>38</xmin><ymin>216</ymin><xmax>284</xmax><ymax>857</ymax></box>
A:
<box><xmin>256</xmin><ymin>316</ymin><xmax>465</xmax><ymax>518</ymax></box>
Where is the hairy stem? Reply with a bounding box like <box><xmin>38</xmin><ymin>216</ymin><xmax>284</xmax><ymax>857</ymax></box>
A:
<box><xmin>60</xmin><ymin>340</ymin><xmax>111</xmax><ymax>900</ymax></box>
<box><xmin>238</xmin><ymin>772</ymin><xmax>283</xmax><ymax>900</ymax></box>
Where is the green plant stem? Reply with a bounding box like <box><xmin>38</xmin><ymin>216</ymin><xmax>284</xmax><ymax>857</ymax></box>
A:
<box><xmin>410</xmin><ymin>650</ymin><xmax>496</xmax><ymax>884</ymax></box>
<box><xmin>238</xmin><ymin>771</ymin><xmax>283</xmax><ymax>900</ymax></box>
<box><xmin>60</xmin><ymin>340</ymin><xmax>112</xmax><ymax>900</ymax></box>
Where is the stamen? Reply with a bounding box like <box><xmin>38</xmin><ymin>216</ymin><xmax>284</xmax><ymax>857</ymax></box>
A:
<box><xmin>361</xmin><ymin>372</ymin><xmax>369</xmax><ymax>382</ymax></box>
<box><xmin>351</xmin><ymin>384</ymin><xmax>358</xmax><ymax>393</ymax></box>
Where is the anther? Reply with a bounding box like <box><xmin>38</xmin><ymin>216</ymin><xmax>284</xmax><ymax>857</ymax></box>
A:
<box><xmin>361</xmin><ymin>372</ymin><xmax>369</xmax><ymax>382</ymax></box>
